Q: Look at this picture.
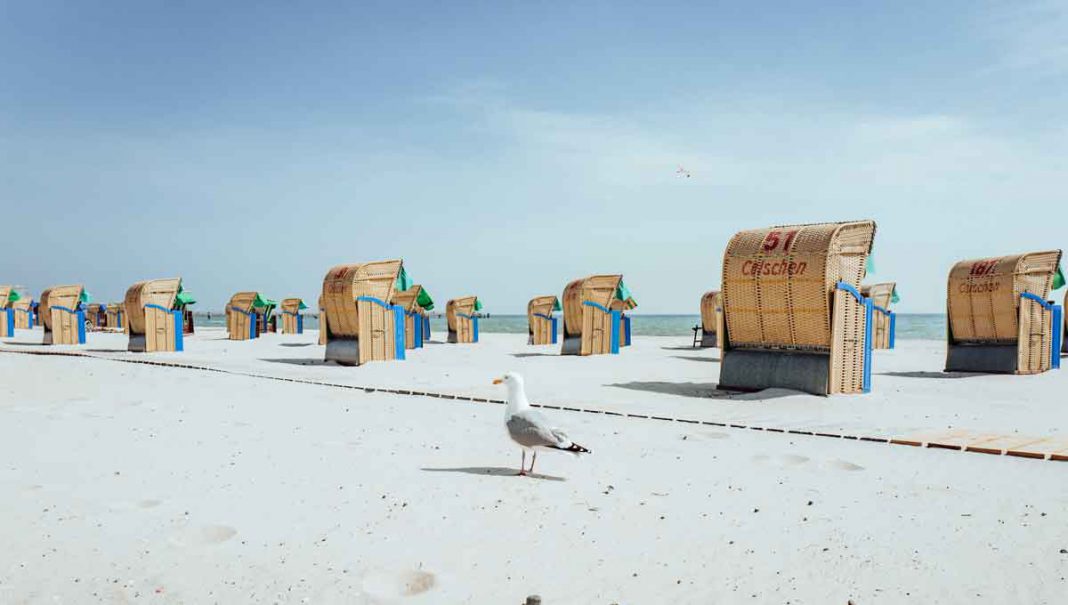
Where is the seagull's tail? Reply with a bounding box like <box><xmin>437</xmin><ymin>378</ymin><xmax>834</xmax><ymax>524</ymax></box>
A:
<box><xmin>551</xmin><ymin>442</ymin><xmax>591</xmax><ymax>455</ymax></box>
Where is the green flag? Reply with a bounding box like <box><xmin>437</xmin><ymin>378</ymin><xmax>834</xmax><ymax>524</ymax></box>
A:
<box><xmin>865</xmin><ymin>254</ymin><xmax>875</xmax><ymax>275</ymax></box>
<box><xmin>891</xmin><ymin>286</ymin><xmax>900</xmax><ymax>304</ymax></box>
<box><xmin>474</xmin><ymin>297</ymin><xmax>483</xmax><ymax>312</ymax></box>
<box><xmin>1053</xmin><ymin>266</ymin><xmax>1065</xmax><ymax>290</ymax></box>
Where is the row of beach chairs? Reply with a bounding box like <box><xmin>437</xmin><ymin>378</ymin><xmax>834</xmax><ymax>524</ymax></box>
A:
<box><xmin>2</xmin><ymin>220</ymin><xmax>1064</xmax><ymax>395</ymax></box>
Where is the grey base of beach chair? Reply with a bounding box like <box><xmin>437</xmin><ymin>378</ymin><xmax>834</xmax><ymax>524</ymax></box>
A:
<box><xmin>719</xmin><ymin>349</ymin><xmax>831</xmax><ymax>396</ymax></box>
<box><xmin>42</xmin><ymin>328</ymin><xmax>53</xmax><ymax>345</ymax></box>
<box><xmin>561</xmin><ymin>334</ymin><xmax>581</xmax><ymax>356</ymax></box>
<box><xmin>945</xmin><ymin>344</ymin><xmax>1019</xmax><ymax>373</ymax></box>
<box><xmin>699</xmin><ymin>331</ymin><xmax>718</xmax><ymax>348</ymax></box>
<box><xmin>128</xmin><ymin>334</ymin><xmax>147</xmax><ymax>353</ymax></box>
<box><xmin>325</xmin><ymin>337</ymin><xmax>360</xmax><ymax>366</ymax></box>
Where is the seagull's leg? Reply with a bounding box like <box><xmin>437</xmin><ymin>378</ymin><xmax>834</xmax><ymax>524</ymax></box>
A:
<box><xmin>529</xmin><ymin>451</ymin><xmax>537</xmax><ymax>474</ymax></box>
<box><xmin>518</xmin><ymin>450</ymin><xmax>527</xmax><ymax>476</ymax></box>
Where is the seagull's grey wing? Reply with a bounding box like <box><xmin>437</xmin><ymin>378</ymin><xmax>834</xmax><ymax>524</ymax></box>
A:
<box><xmin>507</xmin><ymin>410</ymin><xmax>570</xmax><ymax>448</ymax></box>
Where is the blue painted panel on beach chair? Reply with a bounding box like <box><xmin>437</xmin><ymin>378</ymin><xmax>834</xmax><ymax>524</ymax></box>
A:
<box><xmin>610</xmin><ymin>310</ymin><xmax>620</xmax><ymax>354</ymax></box>
<box><xmin>623</xmin><ymin>315</ymin><xmax>632</xmax><ymax>346</ymax></box>
<box><xmin>551</xmin><ymin>316</ymin><xmax>558</xmax><ymax>344</ymax></box>
<box><xmin>1052</xmin><ymin>305</ymin><xmax>1062</xmax><ymax>370</ymax></box>
<box><xmin>473</xmin><ymin>316</ymin><xmax>479</xmax><ymax>343</ymax></box>
<box><xmin>1</xmin><ymin>309</ymin><xmax>12</xmax><ymax>336</ymax></box>
<box><xmin>393</xmin><ymin>304</ymin><xmax>406</xmax><ymax>360</ymax></box>
<box><xmin>173</xmin><ymin>309</ymin><xmax>184</xmax><ymax>352</ymax></box>
<box><xmin>412</xmin><ymin>312</ymin><xmax>424</xmax><ymax>348</ymax></box>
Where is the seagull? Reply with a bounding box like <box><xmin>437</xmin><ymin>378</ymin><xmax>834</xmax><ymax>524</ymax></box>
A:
<box><xmin>676</xmin><ymin>165</ymin><xmax>692</xmax><ymax>178</ymax></box>
<box><xmin>493</xmin><ymin>371</ymin><xmax>591</xmax><ymax>476</ymax></box>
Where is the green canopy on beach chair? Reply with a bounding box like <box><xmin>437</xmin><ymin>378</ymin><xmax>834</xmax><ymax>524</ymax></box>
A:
<box><xmin>416</xmin><ymin>288</ymin><xmax>435</xmax><ymax>311</ymax></box>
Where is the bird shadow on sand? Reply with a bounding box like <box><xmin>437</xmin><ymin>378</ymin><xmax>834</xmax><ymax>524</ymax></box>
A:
<box><xmin>879</xmin><ymin>371</ymin><xmax>985</xmax><ymax>379</ymax></box>
<box><xmin>671</xmin><ymin>355</ymin><xmax>720</xmax><ymax>363</ymax></box>
<box><xmin>260</xmin><ymin>358</ymin><xmax>332</xmax><ymax>366</ymax></box>
<box><xmin>510</xmin><ymin>352</ymin><xmax>556</xmax><ymax>358</ymax></box>
<box><xmin>421</xmin><ymin>467</ymin><xmax>566</xmax><ymax>482</ymax></box>
<box><xmin>608</xmin><ymin>381</ymin><xmax>800</xmax><ymax>401</ymax></box>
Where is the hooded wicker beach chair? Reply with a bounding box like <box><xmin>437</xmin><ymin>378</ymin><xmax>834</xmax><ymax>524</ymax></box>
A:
<box><xmin>12</xmin><ymin>290</ymin><xmax>33</xmax><ymax>330</ymax></box>
<box><xmin>227</xmin><ymin>291</ymin><xmax>276</xmax><ymax>341</ymax></box>
<box><xmin>446</xmin><ymin>296</ymin><xmax>481</xmax><ymax>344</ymax></box>
<box><xmin>528</xmin><ymin>295</ymin><xmax>561</xmax><ymax>345</ymax></box>
<box><xmin>280</xmin><ymin>298</ymin><xmax>307</xmax><ymax>334</ymax></box>
<box><xmin>321</xmin><ymin>260</ymin><xmax>408</xmax><ymax>365</ymax></box>
<box><xmin>40</xmin><ymin>284</ymin><xmax>89</xmax><ymax>345</ymax></box>
<box><xmin>719</xmin><ymin>220</ymin><xmax>877</xmax><ymax>395</ymax></box>
<box><xmin>392</xmin><ymin>285</ymin><xmax>433</xmax><ymax>350</ymax></box>
<box><xmin>106</xmin><ymin>303</ymin><xmax>125</xmax><ymax>332</ymax></box>
<box><xmin>125</xmin><ymin>278</ymin><xmax>195</xmax><ymax>352</ymax></box>
<box><xmin>561</xmin><ymin>275</ymin><xmax>635</xmax><ymax>356</ymax></box>
<box><xmin>860</xmin><ymin>282</ymin><xmax>897</xmax><ymax>350</ymax></box>
<box><xmin>945</xmin><ymin>251</ymin><xmax>1063</xmax><ymax>374</ymax></box>
<box><xmin>697</xmin><ymin>290</ymin><xmax>724</xmax><ymax>348</ymax></box>
<box><xmin>0</xmin><ymin>285</ymin><xmax>17</xmax><ymax>337</ymax></box>
<box><xmin>85</xmin><ymin>303</ymin><xmax>107</xmax><ymax>330</ymax></box>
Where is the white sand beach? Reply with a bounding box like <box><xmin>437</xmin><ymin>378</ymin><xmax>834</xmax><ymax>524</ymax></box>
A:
<box><xmin>2</xmin><ymin>329</ymin><xmax>1067</xmax><ymax>603</ymax></box>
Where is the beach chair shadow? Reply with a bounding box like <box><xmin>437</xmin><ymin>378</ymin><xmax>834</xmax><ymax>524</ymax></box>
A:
<box><xmin>421</xmin><ymin>467</ymin><xmax>565</xmax><ymax>482</ymax></box>
<box><xmin>511</xmin><ymin>352</ymin><xmax>556</xmax><ymax>358</ymax></box>
<box><xmin>671</xmin><ymin>355</ymin><xmax>720</xmax><ymax>363</ymax></box>
<box><xmin>280</xmin><ymin>343</ymin><xmax>313</xmax><ymax>348</ymax></box>
<box><xmin>879</xmin><ymin>371</ymin><xmax>986</xmax><ymax>379</ymax></box>
<box><xmin>260</xmin><ymin>357</ymin><xmax>332</xmax><ymax>366</ymax></box>
<box><xmin>608</xmin><ymin>381</ymin><xmax>800</xmax><ymax>400</ymax></box>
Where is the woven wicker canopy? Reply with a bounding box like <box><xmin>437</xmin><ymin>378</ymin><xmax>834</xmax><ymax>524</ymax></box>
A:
<box><xmin>722</xmin><ymin>220</ymin><xmax>876</xmax><ymax>351</ymax></box>
<box><xmin>947</xmin><ymin>251</ymin><xmax>1061</xmax><ymax>344</ymax></box>
<box><xmin>39</xmin><ymin>285</ymin><xmax>84</xmax><ymax>331</ymax></box>
<box><xmin>125</xmin><ymin>278</ymin><xmax>181</xmax><ymax>335</ymax></box>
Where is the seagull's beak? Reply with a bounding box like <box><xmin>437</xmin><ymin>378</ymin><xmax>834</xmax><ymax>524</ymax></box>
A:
<box><xmin>492</xmin><ymin>377</ymin><xmax>503</xmax><ymax>385</ymax></box>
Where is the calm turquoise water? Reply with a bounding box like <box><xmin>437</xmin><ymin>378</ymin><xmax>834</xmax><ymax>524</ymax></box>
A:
<box><xmin>193</xmin><ymin>313</ymin><xmax>947</xmax><ymax>340</ymax></box>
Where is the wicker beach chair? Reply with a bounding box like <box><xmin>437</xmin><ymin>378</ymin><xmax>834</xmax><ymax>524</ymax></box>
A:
<box><xmin>280</xmin><ymin>298</ymin><xmax>307</xmax><ymax>335</ymax></box>
<box><xmin>945</xmin><ymin>251</ymin><xmax>1063</xmax><ymax>374</ymax></box>
<box><xmin>40</xmin><ymin>284</ymin><xmax>88</xmax><ymax>345</ymax></box>
<box><xmin>322</xmin><ymin>260</ymin><xmax>407</xmax><ymax>365</ymax></box>
<box><xmin>860</xmin><ymin>283</ymin><xmax>896</xmax><ymax>350</ymax></box>
<box><xmin>697</xmin><ymin>290</ymin><xmax>723</xmax><ymax>349</ymax></box>
<box><xmin>392</xmin><ymin>285</ymin><xmax>433</xmax><ymax>350</ymax></box>
<box><xmin>446</xmin><ymin>296</ymin><xmax>481</xmax><ymax>344</ymax></box>
<box><xmin>125</xmin><ymin>278</ymin><xmax>189</xmax><ymax>352</ymax></box>
<box><xmin>0</xmin><ymin>286</ymin><xmax>14</xmax><ymax>337</ymax></box>
<box><xmin>527</xmin><ymin>295</ymin><xmax>560</xmax><ymax>345</ymax></box>
<box><xmin>561</xmin><ymin>275</ymin><xmax>634</xmax><ymax>356</ymax></box>
<box><xmin>227</xmin><ymin>291</ymin><xmax>275</xmax><ymax>341</ymax></box>
<box><xmin>719</xmin><ymin>221</ymin><xmax>877</xmax><ymax>395</ymax></box>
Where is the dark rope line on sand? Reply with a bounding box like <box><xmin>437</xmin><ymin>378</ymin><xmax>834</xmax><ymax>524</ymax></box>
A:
<box><xmin>1</xmin><ymin>348</ymin><xmax>1061</xmax><ymax>462</ymax></box>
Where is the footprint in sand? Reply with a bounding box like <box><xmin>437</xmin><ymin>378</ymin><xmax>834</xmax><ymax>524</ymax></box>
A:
<box><xmin>752</xmin><ymin>453</ymin><xmax>810</xmax><ymax>467</ymax></box>
<box><xmin>361</xmin><ymin>569</ymin><xmax>437</xmax><ymax>599</ymax></box>
<box><xmin>200</xmin><ymin>525</ymin><xmax>237</xmax><ymax>544</ymax></box>
<box><xmin>825</xmin><ymin>459</ymin><xmax>865</xmax><ymax>471</ymax></box>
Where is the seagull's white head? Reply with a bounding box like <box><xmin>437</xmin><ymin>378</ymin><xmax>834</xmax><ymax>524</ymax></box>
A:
<box><xmin>492</xmin><ymin>371</ymin><xmax>524</xmax><ymax>388</ymax></box>
<box><xmin>493</xmin><ymin>371</ymin><xmax>529</xmax><ymax>412</ymax></box>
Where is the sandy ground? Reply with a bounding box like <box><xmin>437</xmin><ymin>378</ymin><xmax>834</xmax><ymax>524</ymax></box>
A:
<box><xmin>1</xmin><ymin>328</ymin><xmax>1067</xmax><ymax>603</ymax></box>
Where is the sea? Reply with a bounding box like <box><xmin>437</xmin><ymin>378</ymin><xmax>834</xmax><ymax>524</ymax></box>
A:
<box><xmin>193</xmin><ymin>313</ymin><xmax>947</xmax><ymax>341</ymax></box>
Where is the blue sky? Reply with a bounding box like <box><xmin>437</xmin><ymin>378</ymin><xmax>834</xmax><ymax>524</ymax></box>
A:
<box><xmin>2</xmin><ymin>0</ymin><xmax>1066</xmax><ymax>313</ymax></box>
